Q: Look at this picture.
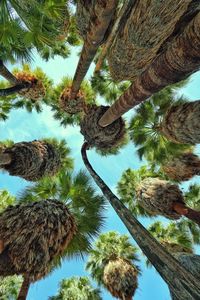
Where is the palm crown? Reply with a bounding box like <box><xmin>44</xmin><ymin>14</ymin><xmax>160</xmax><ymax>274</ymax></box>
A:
<box><xmin>49</xmin><ymin>276</ymin><xmax>102</xmax><ymax>300</ymax></box>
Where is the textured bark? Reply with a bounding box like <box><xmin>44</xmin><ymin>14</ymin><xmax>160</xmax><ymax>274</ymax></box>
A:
<box><xmin>59</xmin><ymin>87</ymin><xmax>86</xmax><ymax>114</ymax></box>
<box><xmin>0</xmin><ymin>199</ymin><xmax>76</xmax><ymax>281</ymax></box>
<box><xmin>0</xmin><ymin>82</ymin><xmax>33</xmax><ymax>96</ymax></box>
<box><xmin>17</xmin><ymin>276</ymin><xmax>30</xmax><ymax>300</ymax></box>
<box><xmin>71</xmin><ymin>0</ymin><xmax>117</xmax><ymax>98</ymax></box>
<box><xmin>2</xmin><ymin>140</ymin><xmax>61</xmax><ymax>181</ymax></box>
<box><xmin>108</xmin><ymin>0</ymin><xmax>195</xmax><ymax>81</ymax></box>
<box><xmin>162</xmin><ymin>152</ymin><xmax>200</xmax><ymax>181</ymax></box>
<box><xmin>0</xmin><ymin>249</ymin><xmax>17</xmax><ymax>276</ymax></box>
<box><xmin>173</xmin><ymin>202</ymin><xmax>200</xmax><ymax>227</ymax></box>
<box><xmin>160</xmin><ymin>101</ymin><xmax>200</xmax><ymax>144</ymax></box>
<box><xmin>136</xmin><ymin>178</ymin><xmax>184</xmax><ymax>220</ymax></box>
<box><xmin>0</xmin><ymin>60</ymin><xmax>19</xmax><ymax>84</ymax></box>
<box><xmin>99</xmin><ymin>12</ymin><xmax>200</xmax><ymax>126</ymax></box>
<box><xmin>80</xmin><ymin>105</ymin><xmax>125</xmax><ymax>150</ymax></box>
<box><xmin>81</xmin><ymin>142</ymin><xmax>200</xmax><ymax>299</ymax></box>
<box><xmin>94</xmin><ymin>0</ymin><xmax>134</xmax><ymax>74</ymax></box>
<box><xmin>0</xmin><ymin>153</ymin><xmax>12</xmax><ymax>165</ymax></box>
<box><xmin>103</xmin><ymin>258</ymin><xmax>138</xmax><ymax>300</ymax></box>
<box><xmin>15</xmin><ymin>72</ymin><xmax>45</xmax><ymax>100</ymax></box>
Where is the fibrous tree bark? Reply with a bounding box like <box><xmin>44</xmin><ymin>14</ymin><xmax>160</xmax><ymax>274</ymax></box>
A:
<box><xmin>81</xmin><ymin>142</ymin><xmax>200</xmax><ymax>300</ymax></box>
<box><xmin>99</xmin><ymin>11</ymin><xmax>200</xmax><ymax>126</ymax></box>
<box><xmin>70</xmin><ymin>0</ymin><xmax>117</xmax><ymax>99</ymax></box>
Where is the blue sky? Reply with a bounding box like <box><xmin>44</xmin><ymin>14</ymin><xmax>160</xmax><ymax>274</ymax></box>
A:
<box><xmin>1</xmin><ymin>47</ymin><xmax>200</xmax><ymax>300</ymax></box>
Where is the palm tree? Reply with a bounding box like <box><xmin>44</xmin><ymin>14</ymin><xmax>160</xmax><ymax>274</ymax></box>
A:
<box><xmin>91</xmin><ymin>62</ymin><xmax>130</xmax><ymax>105</ymax></box>
<box><xmin>0</xmin><ymin>275</ymin><xmax>23</xmax><ymax>300</ymax></box>
<box><xmin>86</xmin><ymin>231</ymin><xmax>140</xmax><ymax>300</ymax></box>
<box><xmin>0</xmin><ymin>199</ymin><xmax>77</xmax><ymax>299</ymax></box>
<box><xmin>49</xmin><ymin>276</ymin><xmax>102</xmax><ymax>300</ymax></box>
<box><xmin>117</xmin><ymin>166</ymin><xmax>159</xmax><ymax>217</ymax></box>
<box><xmin>160</xmin><ymin>100</ymin><xmax>200</xmax><ymax>144</ymax></box>
<box><xmin>98</xmin><ymin>11</ymin><xmax>200</xmax><ymax>127</ymax></box>
<box><xmin>1</xmin><ymin>170</ymin><xmax>105</xmax><ymax>299</ymax></box>
<box><xmin>0</xmin><ymin>139</ymin><xmax>67</xmax><ymax>181</ymax></box>
<box><xmin>81</xmin><ymin>142</ymin><xmax>200</xmax><ymax>299</ymax></box>
<box><xmin>70</xmin><ymin>0</ymin><xmax>117</xmax><ymax>99</ymax></box>
<box><xmin>80</xmin><ymin>105</ymin><xmax>126</xmax><ymax>151</ymax></box>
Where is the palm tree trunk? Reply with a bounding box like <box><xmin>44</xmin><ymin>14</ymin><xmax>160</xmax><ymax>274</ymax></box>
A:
<box><xmin>0</xmin><ymin>60</ymin><xmax>19</xmax><ymax>85</ymax></box>
<box><xmin>81</xmin><ymin>142</ymin><xmax>200</xmax><ymax>300</ymax></box>
<box><xmin>173</xmin><ymin>202</ymin><xmax>200</xmax><ymax>227</ymax></box>
<box><xmin>99</xmin><ymin>12</ymin><xmax>200</xmax><ymax>127</ymax></box>
<box><xmin>94</xmin><ymin>0</ymin><xmax>134</xmax><ymax>74</ymax></box>
<box><xmin>70</xmin><ymin>0</ymin><xmax>117</xmax><ymax>99</ymax></box>
<box><xmin>0</xmin><ymin>82</ymin><xmax>33</xmax><ymax>96</ymax></box>
<box><xmin>0</xmin><ymin>250</ymin><xmax>16</xmax><ymax>276</ymax></box>
<box><xmin>17</xmin><ymin>276</ymin><xmax>30</xmax><ymax>300</ymax></box>
<box><xmin>0</xmin><ymin>153</ymin><xmax>12</xmax><ymax>165</ymax></box>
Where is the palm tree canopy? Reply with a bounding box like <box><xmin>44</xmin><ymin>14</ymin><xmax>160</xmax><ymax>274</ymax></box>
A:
<box><xmin>117</xmin><ymin>166</ymin><xmax>163</xmax><ymax>217</ymax></box>
<box><xmin>0</xmin><ymin>275</ymin><xmax>23</xmax><ymax>300</ymax></box>
<box><xmin>86</xmin><ymin>231</ymin><xmax>140</xmax><ymax>285</ymax></box>
<box><xmin>0</xmin><ymin>1</ymin><xmax>72</xmax><ymax>63</ymax></box>
<box><xmin>49</xmin><ymin>276</ymin><xmax>102</xmax><ymax>300</ymax></box>
<box><xmin>129</xmin><ymin>84</ymin><xmax>191</xmax><ymax>164</ymax></box>
<box><xmin>18</xmin><ymin>170</ymin><xmax>106</xmax><ymax>259</ymax></box>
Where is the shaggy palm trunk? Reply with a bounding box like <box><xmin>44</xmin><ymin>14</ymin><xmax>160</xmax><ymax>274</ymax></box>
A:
<box><xmin>0</xmin><ymin>82</ymin><xmax>33</xmax><ymax>96</ymax></box>
<box><xmin>1</xmin><ymin>140</ymin><xmax>61</xmax><ymax>181</ymax></box>
<box><xmin>0</xmin><ymin>60</ymin><xmax>19</xmax><ymax>84</ymax></box>
<box><xmin>136</xmin><ymin>177</ymin><xmax>200</xmax><ymax>227</ymax></box>
<box><xmin>160</xmin><ymin>101</ymin><xmax>200</xmax><ymax>144</ymax></box>
<box><xmin>17</xmin><ymin>276</ymin><xmax>30</xmax><ymax>300</ymax></box>
<box><xmin>103</xmin><ymin>258</ymin><xmax>138</xmax><ymax>300</ymax></box>
<box><xmin>94</xmin><ymin>0</ymin><xmax>133</xmax><ymax>74</ymax></box>
<box><xmin>81</xmin><ymin>142</ymin><xmax>200</xmax><ymax>299</ymax></box>
<box><xmin>162</xmin><ymin>152</ymin><xmax>200</xmax><ymax>181</ymax></box>
<box><xmin>70</xmin><ymin>0</ymin><xmax>117</xmax><ymax>99</ymax></box>
<box><xmin>99</xmin><ymin>11</ymin><xmax>200</xmax><ymax>127</ymax></box>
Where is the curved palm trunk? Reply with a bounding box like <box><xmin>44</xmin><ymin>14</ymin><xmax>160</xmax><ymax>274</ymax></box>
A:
<box><xmin>17</xmin><ymin>276</ymin><xmax>30</xmax><ymax>300</ymax></box>
<box><xmin>0</xmin><ymin>60</ymin><xmax>19</xmax><ymax>85</ymax></box>
<box><xmin>99</xmin><ymin>12</ymin><xmax>200</xmax><ymax>126</ymax></box>
<box><xmin>70</xmin><ymin>0</ymin><xmax>117</xmax><ymax>99</ymax></box>
<box><xmin>173</xmin><ymin>202</ymin><xmax>200</xmax><ymax>227</ymax></box>
<box><xmin>94</xmin><ymin>0</ymin><xmax>134</xmax><ymax>74</ymax></box>
<box><xmin>0</xmin><ymin>82</ymin><xmax>33</xmax><ymax>96</ymax></box>
<box><xmin>81</xmin><ymin>142</ymin><xmax>200</xmax><ymax>300</ymax></box>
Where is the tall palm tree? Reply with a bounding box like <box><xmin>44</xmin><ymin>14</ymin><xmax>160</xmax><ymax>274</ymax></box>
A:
<box><xmin>0</xmin><ymin>138</ymin><xmax>72</xmax><ymax>181</ymax></box>
<box><xmin>160</xmin><ymin>100</ymin><xmax>200</xmax><ymax>144</ymax></box>
<box><xmin>0</xmin><ymin>199</ymin><xmax>77</xmax><ymax>299</ymax></box>
<box><xmin>70</xmin><ymin>0</ymin><xmax>117</xmax><ymax>99</ymax></box>
<box><xmin>1</xmin><ymin>170</ymin><xmax>105</xmax><ymax>299</ymax></box>
<box><xmin>117</xmin><ymin>165</ymin><xmax>200</xmax><ymax>226</ymax></box>
<box><xmin>147</xmin><ymin>221</ymin><xmax>200</xmax><ymax>300</ymax></box>
<box><xmin>49</xmin><ymin>276</ymin><xmax>102</xmax><ymax>300</ymax></box>
<box><xmin>98</xmin><ymin>11</ymin><xmax>200</xmax><ymax>127</ymax></box>
<box><xmin>86</xmin><ymin>231</ymin><xmax>140</xmax><ymax>300</ymax></box>
<box><xmin>81</xmin><ymin>142</ymin><xmax>200</xmax><ymax>299</ymax></box>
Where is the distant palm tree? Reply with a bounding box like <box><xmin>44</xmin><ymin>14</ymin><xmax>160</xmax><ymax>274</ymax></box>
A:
<box><xmin>81</xmin><ymin>142</ymin><xmax>200</xmax><ymax>299</ymax></box>
<box><xmin>49</xmin><ymin>276</ymin><xmax>102</xmax><ymax>300</ymax></box>
<box><xmin>117</xmin><ymin>166</ymin><xmax>200</xmax><ymax>226</ymax></box>
<box><xmin>0</xmin><ymin>138</ymin><xmax>72</xmax><ymax>181</ymax></box>
<box><xmin>86</xmin><ymin>231</ymin><xmax>140</xmax><ymax>300</ymax></box>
